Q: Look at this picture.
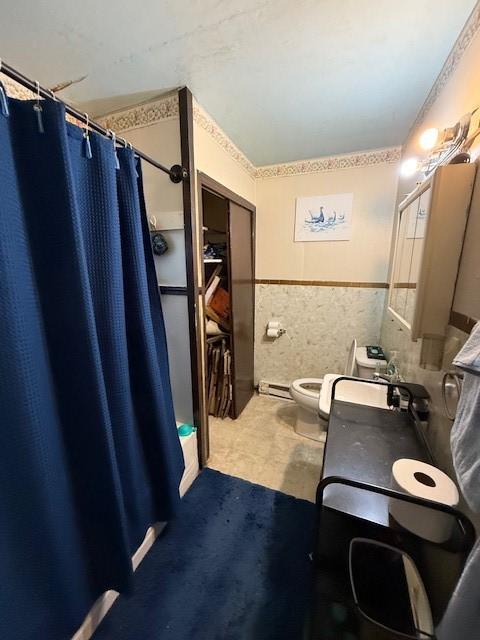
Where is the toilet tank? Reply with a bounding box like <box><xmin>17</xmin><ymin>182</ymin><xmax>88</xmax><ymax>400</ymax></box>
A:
<box><xmin>355</xmin><ymin>346</ymin><xmax>386</xmax><ymax>379</ymax></box>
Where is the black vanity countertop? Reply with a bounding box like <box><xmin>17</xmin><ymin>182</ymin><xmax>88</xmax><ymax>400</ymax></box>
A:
<box><xmin>321</xmin><ymin>400</ymin><xmax>432</xmax><ymax>527</ymax></box>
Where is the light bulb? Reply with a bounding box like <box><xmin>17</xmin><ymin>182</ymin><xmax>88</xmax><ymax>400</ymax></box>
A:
<box><xmin>419</xmin><ymin>127</ymin><xmax>439</xmax><ymax>150</ymax></box>
<box><xmin>400</xmin><ymin>157</ymin><xmax>419</xmax><ymax>177</ymax></box>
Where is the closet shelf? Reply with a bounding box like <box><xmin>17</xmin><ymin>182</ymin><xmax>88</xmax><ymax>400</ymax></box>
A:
<box><xmin>204</xmin><ymin>258</ymin><xmax>223</xmax><ymax>263</ymax></box>
<box><xmin>203</xmin><ymin>226</ymin><xmax>226</xmax><ymax>234</ymax></box>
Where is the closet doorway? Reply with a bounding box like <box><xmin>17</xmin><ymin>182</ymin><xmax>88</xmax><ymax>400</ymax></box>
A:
<box><xmin>197</xmin><ymin>173</ymin><xmax>255</xmax><ymax>461</ymax></box>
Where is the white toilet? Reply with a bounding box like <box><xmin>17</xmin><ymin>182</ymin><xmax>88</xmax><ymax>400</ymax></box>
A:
<box><xmin>289</xmin><ymin>340</ymin><xmax>387</xmax><ymax>442</ymax></box>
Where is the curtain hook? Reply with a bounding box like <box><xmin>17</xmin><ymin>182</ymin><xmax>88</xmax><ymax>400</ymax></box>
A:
<box><xmin>83</xmin><ymin>112</ymin><xmax>92</xmax><ymax>159</ymax></box>
<box><xmin>108</xmin><ymin>128</ymin><xmax>120</xmax><ymax>170</ymax></box>
<box><xmin>33</xmin><ymin>80</ymin><xmax>44</xmax><ymax>133</ymax></box>
<box><xmin>130</xmin><ymin>142</ymin><xmax>139</xmax><ymax>177</ymax></box>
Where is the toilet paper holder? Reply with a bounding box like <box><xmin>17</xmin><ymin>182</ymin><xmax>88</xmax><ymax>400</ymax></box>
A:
<box><xmin>265</xmin><ymin>320</ymin><xmax>286</xmax><ymax>339</ymax></box>
<box><xmin>442</xmin><ymin>370</ymin><xmax>463</xmax><ymax>420</ymax></box>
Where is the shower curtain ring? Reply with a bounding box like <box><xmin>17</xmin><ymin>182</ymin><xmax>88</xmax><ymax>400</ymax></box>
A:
<box><xmin>83</xmin><ymin>112</ymin><xmax>92</xmax><ymax>159</ymax></box>
<box><xmin>83</xmin><ymin>112</ymin><xmax>90</xmax><ymax>137</ymax></box>
<box><xmin>129</xmin><ymin>142</ymin><xmax>139</xmax><ymax>176</ymax></box>
<box><xmin>107</xmin><ymin>128</ymin><xmax>120</xmax><ymax>170</ymax></box>
<box><xmin>33</xmin><ymin>80</ymin><xmax>44</xmax><ymax>133</ymax></box>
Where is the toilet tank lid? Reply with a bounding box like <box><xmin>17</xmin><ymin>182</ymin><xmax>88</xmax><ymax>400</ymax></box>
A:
<box><xmin>356</xmin><ymin>346</ymin><xmax>386</xmax><ymax>369</ymax></box>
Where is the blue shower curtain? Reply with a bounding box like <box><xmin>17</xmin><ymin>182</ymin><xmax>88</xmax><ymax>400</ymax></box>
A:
<box><xmin>0</xmin><ymin>94</ymin><xmax>184</xmax><ymax>639</ymax></box>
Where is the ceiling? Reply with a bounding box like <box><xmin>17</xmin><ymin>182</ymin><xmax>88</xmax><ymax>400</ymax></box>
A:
<box><xmin>0</xmin><ymin>0</ymin><xmax>476</xmax><ymax>165</ymax></box>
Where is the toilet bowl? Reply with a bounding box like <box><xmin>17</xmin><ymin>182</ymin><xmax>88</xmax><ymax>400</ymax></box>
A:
<box><xmin>289</xmin><ymin>379</ymin><xmax>328</xmax><ymax>441</ymax></box>
<box><xmin>289</xmin><ymin>340</ymin><xmax>388</xmax><ymax>442</ymax></box>
<box><xmin>289</xmin><ymin>378</ymin><xmax>323</xmax><ymax>412</ymax></box>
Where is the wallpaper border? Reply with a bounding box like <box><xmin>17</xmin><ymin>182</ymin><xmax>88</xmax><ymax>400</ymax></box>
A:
<box><xmin>1</xmin><ymin>74</ymin><xmax>35</xmax><ymax>100</ymax></box>
<box><xmin>91</xmin><ymin>92</ymin><xmax>401</xmax><ymax>178</ymax></box>
<box><xmin>96</xmin><ymin>93</ymin><xmax>179</xmax><ymax>132</ymax></box>
<box><xmin>192</xmin><ymin>100</ymin><xmax>256</xmax><ymax>177</ymax></box>
<box><xmin>97</xmin><ymin>3</ymin><xmax>480</xmax><ymax>177</ymax></box>
<box><xmin>4</xmin><ymin>2</ymin><xmax>478</xmax><ymax>178</ymax></box>
<box><xmin>254</xmin><ymin>147</ymin><xmax>401</xmax><ymax>178</ymax></box>
<box><xmin>406</xmin><ymin>3</ymin><xmax>480</xmax><ymax>142</ymax></box>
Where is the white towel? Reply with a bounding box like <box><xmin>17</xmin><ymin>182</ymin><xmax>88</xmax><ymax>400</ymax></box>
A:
<box><xmin>438</xmin><ymin>538</ymin><xmax>480</xmax><ymax>639</ymax></box>
<box><xmin>450</xmin><ymin>321</ymin><xmax>480</xmax><ymax>512</ymax></box>
<box><xmin>438</xmin><ymin>322</ymin><xmax>480</xmax><ymax>640</ymax></box>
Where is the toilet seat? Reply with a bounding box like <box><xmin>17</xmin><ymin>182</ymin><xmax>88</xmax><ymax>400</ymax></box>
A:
<box><xmin>319</xmin><ymin>373</ymin><xmax>342</xmax><ymax>418</ymax></box>
<box><xmin>289</xmin><ymin>340</ymin><xmax>389</xmax><ymax>441</ymax></box>
<box><xmin>289</xmin><ymin>339</ymin><xmax>358</xmax><ymax>417</ymax></box>
<box><xmin>289</xmin><ymin>378</ymin><xmax>324</xmax><ymax>412</ymax></box>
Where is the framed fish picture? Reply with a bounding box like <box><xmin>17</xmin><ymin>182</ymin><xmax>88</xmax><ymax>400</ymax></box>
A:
<box><xmin>294</xmin><ymin>193</ymin><xmax>353</xmax><ymax>242</ymax></box>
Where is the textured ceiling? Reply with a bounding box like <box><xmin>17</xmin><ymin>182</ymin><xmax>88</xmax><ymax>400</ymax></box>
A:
<box><xmin>0</xmin><ymin>0</ymin><xmax>476</xmax><ymax>164</ymax></box>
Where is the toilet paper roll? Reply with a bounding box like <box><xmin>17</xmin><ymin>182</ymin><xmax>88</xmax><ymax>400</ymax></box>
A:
<box><xmin>266</xmin><ymin>320</ymin><xmax>282</xmax><ymax>338</ymax></box>
<box><xmin>389</xmin><ymin>459</ymin><xmax>459</xmax><ymax>543</ymax></box>
<box><xmin>267</xmin><ymin>327</ymin><xmax>281</xmax><ymax>338</ymax></box>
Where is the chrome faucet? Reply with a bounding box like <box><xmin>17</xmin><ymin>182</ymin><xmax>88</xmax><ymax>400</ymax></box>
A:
<box><xmin>373</xmin><ymin>371</ymin><xmax>402</xmax><ymax>383</ymax></box>
<box><xmin>373</xmin><ymin>350</ymin><xmax>403</xmax><ymax>383</ymax></box>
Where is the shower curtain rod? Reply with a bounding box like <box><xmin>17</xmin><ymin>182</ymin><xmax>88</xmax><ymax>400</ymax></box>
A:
<box><xmin>0</xmin><ymin>60</ymin><xmax>188</xmax><ymax>183</ymax></box>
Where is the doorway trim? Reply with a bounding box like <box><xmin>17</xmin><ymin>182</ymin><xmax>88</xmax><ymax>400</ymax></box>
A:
<box><xmin>178</xmin><ymin>87</ymin><xmax>207</xmax><ymax>463</ymax></box>
<box><xmin>198</xmin><ymin>172</ymin><xmax>257</xmax><ymax>213</ymax></box>
<box><xmin>196</xmin><ymin>171</ymin><xmax>256</xmax><ymax>466</ymax></box>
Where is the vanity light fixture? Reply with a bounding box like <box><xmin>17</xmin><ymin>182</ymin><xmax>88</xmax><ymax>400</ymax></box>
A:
<box><xmin>419</xmin><ymin>127</ymin><xmax>439</xmax><ymax>150</ymax></box>
<box><xmin>419</xmin><ymin>110</ymin><xmax>478</xmax><ymax>177</ymax></box>
<box><xmin>400</xmin><ymin>157</ymin><xmax>419</xmax><ymax>178</ymax></box>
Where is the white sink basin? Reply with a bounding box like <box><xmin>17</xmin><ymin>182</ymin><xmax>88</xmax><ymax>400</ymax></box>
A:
<box><xmin>319</xmin><ymin>373</ymin><xmax>389</xmax><ymax>418</ymax></box>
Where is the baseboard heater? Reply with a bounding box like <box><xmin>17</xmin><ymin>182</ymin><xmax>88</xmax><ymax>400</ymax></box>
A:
<box><xmin>257</xmin><ymin>380</ymin><xmax>292</xmax><ymax>400</ymax></box>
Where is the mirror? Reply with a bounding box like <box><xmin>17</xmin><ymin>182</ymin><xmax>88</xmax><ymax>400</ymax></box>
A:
<box><xmin>388</xmin><ymin>184</ymin><xmax>431</xmax><ymax>330</ymax></box>
<box><xmin>388</xmin><ymin>164</ymin><xmax>474</xmax><ymax>343</ymax></box>
<box><xmin>404</xmin><ymin>187</ymin><xmax>431</xmax><ymax>326</ymax></box>
<box><xmin>349</xmin><ymin>538</ymin><xmax>434</xmax><ymax>639</ymax></box>
<box><xmin>389</xmin><ymin>202</ymin><xmax>411</xmax><ymax>321</ymax></box>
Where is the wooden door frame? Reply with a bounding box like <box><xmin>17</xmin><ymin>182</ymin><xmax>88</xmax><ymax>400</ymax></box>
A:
<box><xmin>197</xmin><ymin>172</ymin><xmax>256</xmax><ymax>465</ymax></box>
<box><xmin>178</xmin><ymin>87</ymin><xmax>207</xmax><ymax>466</ymax></box>
<box><xmin>226</xmin><ymin>199</ymin><xmax>256</xmax><ymax>418</ymax></box>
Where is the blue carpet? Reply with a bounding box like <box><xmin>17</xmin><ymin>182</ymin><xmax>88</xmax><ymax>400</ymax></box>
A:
<box><xmin>93</xmin><ymin>468</ymin><xmax>316</xmax><ymax>639</ymax></box>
